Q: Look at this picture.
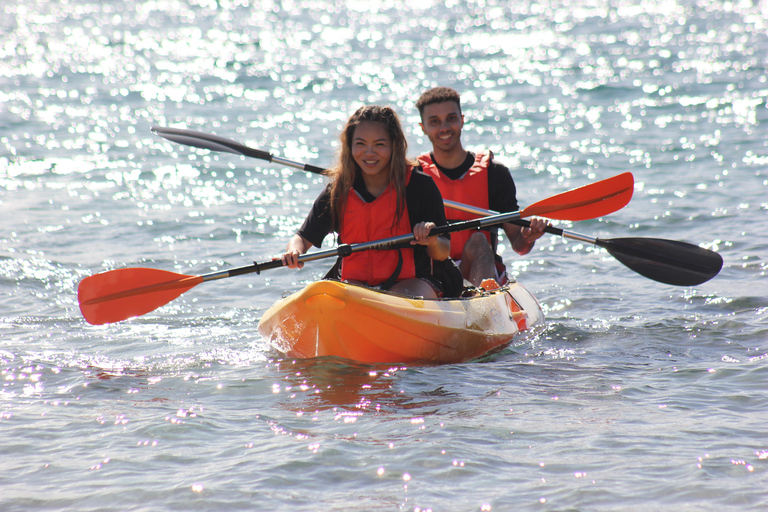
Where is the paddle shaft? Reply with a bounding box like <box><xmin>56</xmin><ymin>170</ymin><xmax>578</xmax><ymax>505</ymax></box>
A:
<box><xmin>208</xmin><ymin>207</ymin><xmax>535</xmax><ymax>280</ymax></box>
<box><xmin>444</xmin><ymin>200</ymin><xmax>593</xmax><ymax>243</ymax></box>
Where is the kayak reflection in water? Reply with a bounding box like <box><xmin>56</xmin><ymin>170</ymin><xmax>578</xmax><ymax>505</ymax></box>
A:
<box><xmin>280</xmin><ymin>105</ymin><xmax>451</xmax><ymax>299</ymax></box>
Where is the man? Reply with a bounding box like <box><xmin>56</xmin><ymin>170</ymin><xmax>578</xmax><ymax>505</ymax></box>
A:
<box><xmin>415</xmin><ymin>87</ymin><xmax>549</xmax><ymax>288</ymax></box>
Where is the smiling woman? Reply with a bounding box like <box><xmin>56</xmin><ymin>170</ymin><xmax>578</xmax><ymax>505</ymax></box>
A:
<box><xmin>280</xmin><ymin>105</ymin><xmax>451</xmax><ymax>298</ymax></box>
<box><xmin>351</xmin><ymin>121</ymin><xmax>393</xmax><ymax>193</ymax></box>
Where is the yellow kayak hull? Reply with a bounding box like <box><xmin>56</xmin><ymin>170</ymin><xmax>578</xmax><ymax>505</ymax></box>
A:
<box><xmin>257</xmin><ymin>280</ymin><xmax>544</xmax><ymax>365</ymax></box>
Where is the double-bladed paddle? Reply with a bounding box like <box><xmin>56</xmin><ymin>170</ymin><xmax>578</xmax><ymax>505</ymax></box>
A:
<box><xmin>150</xmin><ymin>126</ymin><xmax>723</xmax><ymax>286</ymax></box>
<box><xmin>78</xmin><ymin>173</ymin><xmax>633</xmax><ymax>325</ymax></box>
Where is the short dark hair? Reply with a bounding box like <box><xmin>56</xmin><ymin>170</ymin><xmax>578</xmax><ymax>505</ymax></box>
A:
<box><xmin>415</xmin><ymin>87</ymin><xmax>462</xmax><ymax>117</ymax></box>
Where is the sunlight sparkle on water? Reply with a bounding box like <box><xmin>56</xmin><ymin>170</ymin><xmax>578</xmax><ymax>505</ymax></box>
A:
<box><xmin>1</xmin><ymin>0</ymin><xmax>766</xmax><ymax>510</ymax></box>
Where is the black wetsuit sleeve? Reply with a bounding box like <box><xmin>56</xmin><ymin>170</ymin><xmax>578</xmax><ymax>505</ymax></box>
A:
<box><xmin>487</xmin><ymin>161</ymin><xmax>519</xmax><ymax>213</ymax></box>
<box><xmin>406</xmin><ymin>171</ymin><xmax>450</xmax><ymax>239</ymax></box>
<box><xmin>297</xmin><ymin>185</ymin><xmax>334</xmax><ymax>248</ymax></box>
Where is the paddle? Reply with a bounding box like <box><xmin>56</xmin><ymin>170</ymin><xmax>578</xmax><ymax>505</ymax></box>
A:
<box><xmin>152</xmin><ymin>127</ymin><xmax>722</xmax><ymax>285</ymax></box>
<box><xmin>78</xmin><ymin>173</ymin><xmax>633</xmax><ymax>325</ymax></box>
<box><xmin>444</xmin><ymin>199</ymin><xmax>722</xmax><ymax>286</ymax></box>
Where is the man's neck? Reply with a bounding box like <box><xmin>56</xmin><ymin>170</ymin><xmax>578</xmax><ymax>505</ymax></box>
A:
<box><xmin>431</xmin><ymin>144</ymin><xmax>468</xmax><ymax>170</ymax></box>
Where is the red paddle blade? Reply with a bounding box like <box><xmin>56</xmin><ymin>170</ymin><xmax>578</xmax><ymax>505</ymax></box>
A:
<box><xmin>522</xmin><ymin>172</ymin><xmax>634</xmax><ymax>220</ymax></box>
<box><xmin>78</xmin><ymin>268</ymin><xmax>203</xmax><ymax>325</ymax></box>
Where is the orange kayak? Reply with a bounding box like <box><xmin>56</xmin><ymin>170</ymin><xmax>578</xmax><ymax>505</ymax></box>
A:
<box><xmin>257</xmin><ymin>279</ymin><xmax>544</xmax><ymax>365</ymax></box>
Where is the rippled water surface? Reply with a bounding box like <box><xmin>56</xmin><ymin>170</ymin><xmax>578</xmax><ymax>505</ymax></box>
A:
<box><xmin>2</xmin><ymin>0</ymin><xmax>767</xmax><ymax>510</ymax></box>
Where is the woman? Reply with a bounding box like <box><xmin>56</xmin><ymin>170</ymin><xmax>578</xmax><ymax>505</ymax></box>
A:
<box><xmin>281</xmin><ymin>105</ymin><xmax>450</xmax><ymax>298</ymax></box>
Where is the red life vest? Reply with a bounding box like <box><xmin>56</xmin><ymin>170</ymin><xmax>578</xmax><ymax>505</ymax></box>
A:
<box><xmin>339</xmin><ymin>169</ymin><xmax>416</xmax><ymax>285</ymax></box>
<box><xmin>417</xmin><ymin>151</ymin><xmax>492</xmax><ymax>260</ymax></box>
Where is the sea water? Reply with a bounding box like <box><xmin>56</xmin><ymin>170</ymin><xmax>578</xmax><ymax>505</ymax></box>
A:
<box><xmin>1</xmin><ymin>0</ymin><xmax>767</xmax><ymax>510</ymax></box>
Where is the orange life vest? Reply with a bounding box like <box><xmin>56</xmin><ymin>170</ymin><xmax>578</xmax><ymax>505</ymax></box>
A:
<box><xmin>417</xmin><ymin>151</ymin><xmax>492</xmax><ymax>260</ymax></box>
<box><xmin>339</xmin><ymin>169</ymin><xmax>416</xmax><ymax>285</ymax></box>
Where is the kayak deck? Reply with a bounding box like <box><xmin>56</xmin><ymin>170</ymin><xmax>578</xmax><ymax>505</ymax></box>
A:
<box><xmin>257</xmin><ymin>279</ymin><xmax>544</xmax><ymax>365</ymax></box>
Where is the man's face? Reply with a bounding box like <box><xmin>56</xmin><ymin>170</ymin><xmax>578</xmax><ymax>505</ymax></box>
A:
<box><xmin>419</xmin><ymin>101</ymin><xmax>464</xmax><ymax>153</ymax></box>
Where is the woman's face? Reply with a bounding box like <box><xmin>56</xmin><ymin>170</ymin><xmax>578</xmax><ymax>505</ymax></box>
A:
<box><xmin>351</xmin><ymin>121</ymin><xmax>392</xmax><ymax>179</ymax></box>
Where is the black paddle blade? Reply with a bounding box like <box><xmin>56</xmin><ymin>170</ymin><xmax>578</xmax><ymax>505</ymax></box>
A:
<box><xmin>597</xmin><ymin>238</ymin><xmax>723</xmax><ymax>286</ymax></box>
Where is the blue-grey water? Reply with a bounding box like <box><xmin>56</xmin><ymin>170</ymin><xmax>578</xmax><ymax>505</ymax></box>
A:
<box><xmin>2</xmin><ymin>0</ymin><xmax>767</xmax><ymax>510</ymax></box>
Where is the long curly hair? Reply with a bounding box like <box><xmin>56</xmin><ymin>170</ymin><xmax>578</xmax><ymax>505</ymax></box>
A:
<box><xmin>327</xmin><ymin>105</ymin><xmax>411</xmax><ymax>231</ymax></box>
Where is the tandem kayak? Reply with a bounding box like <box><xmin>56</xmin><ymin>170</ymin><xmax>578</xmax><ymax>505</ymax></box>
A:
<box><xmin>257</xmin><ymin>279</ymin><xmax>544</xmax><ymax>365</ymax></box>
